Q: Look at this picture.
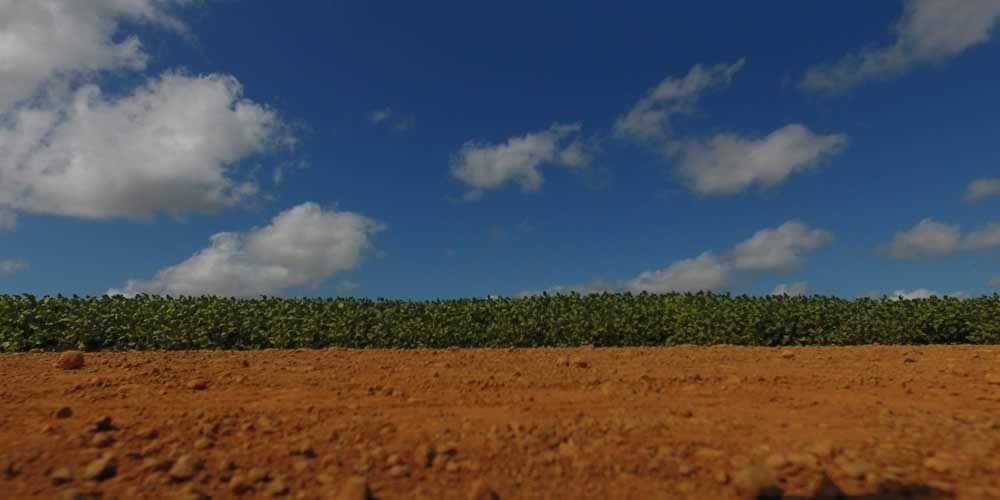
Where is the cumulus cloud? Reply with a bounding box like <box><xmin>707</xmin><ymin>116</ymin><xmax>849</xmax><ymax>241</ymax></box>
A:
<box><xmin>882</xmin><ymin>218</ymin><xmax>1000</xmax><ymax>259</ymax></box>
<box><xmin>0</xmin><ymin>258</ymin><xmax>28</xmax><ymax>274</ymax></box>
<box><xmin>965</xmin><ymin>222</ymin><xmax>1000</xmax><ymax>250</ymax></box>
<box><xmin>106</xmin><ymin>202</ymin><xmax>385</xmax><ymax>298</ymax></box>
<box><xmin>450</xmin><ymin>123</ymin><xmax>589</xmax><ymax>200</ymax></box>
<box><xmin>770</xmin><ymin>282</ymin><xmax>810</xmax><ymax>297</ymax></box>
<box><xmin>0</xmin><ymin>73</ymin><xmax>289</xmax><ymax>220</ymax></box>
<box><xmin>731</xmin><ymin>221</ymin><xmax>834</xmax><ymax>272</ymax></box>
<box><xmin>614</xmin><ymin>60</ymin><xmax>848</xmax><ymax>195</ymax></box>
<box><xmin>614</xmin><ymin>59</ymin><xmax>745</xmax><ymax>142</ymax></box>
<box><xmin>802</xmin><ymin>0</ymin><xmax>1000</xmax><ymax>94</ymax></box>
<box><xmin>519</xmin><ymin>220</ymin><xmax>832</xmax><ymax>296</ymax></box>
<box><xmin>623</xmin><ymin>252</ymin><xmax>731</xmax><ymax>293</ymax></box>
<box><xmin>667</xmin><ymin>124</ymin><xmax>848</xmax><ymax>195</ymax></box>
<box><xmin>0</xmin><ymin>0</ymin><xmax>291</xmax><ymax>224</ymax></box>
<box><xmin>964</xmin><ymin>178</ymin><xmax>1000</xmax><ymax>202</ymax></box>
<box><xmin>0</xmin><ymin>0</ymin><xmax>191</xmax><ymax>110</ymax></box>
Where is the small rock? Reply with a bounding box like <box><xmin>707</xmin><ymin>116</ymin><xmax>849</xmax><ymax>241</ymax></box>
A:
<box><xmin>731</xmin><ymin>465</ymin><xmax>782</xmax><ymax>499</ymax></box>
<box><xmin>267</xmin><ymin>478</ymin><xmax>290</xmax><ymax>496</ymax></box>
<box><xmin>787</xmin><ymin>452</ymin><xmax>819</xmax><ymax>470</ymax></box>
<box><xmin>808</xmin><ymin>440</ymin><xmax>836</xmax><ymax>458</ymax></box>
<box><xmin>90</xmin><ymin>433</ymin><xmax>114</xmax><ymax>448</ymax></box>
<box><xmin>82</xmin><ymin>454</ymin><xmax>116</xmax><ymax>481</ymax></box>
<box><xmin>194</xmin><ymin>437</ymin><xmax>213</xmax><ymax>450</ymax></box>
<box><xmin>292</xmin><ymin>440</ymin><xmax>316</xmax><ymax>458</ymax></box>
<box><xmin>229</xmin><ymin>473</ymin><xmax>252</xmax><ymax>495</ymax></box>
<box><xmin>248</xmin><ymin>467</ymin><xmax>270</xmax><ymax>483</ymax></box>
<box><xmin>141</xmin><ymin>457</ymin><xmax>173</xmax><ymax>472</ymax></box>
<box><xmin>986</xmin><ymin>373</ymin><xmax>1000</xmax><ymax>385</ymax></box>
<box><xmin>780</xmin><ymin>350</ymin><xmax>795</xmax><ymax>359</ymax></box>
<box><xmin>807</xmin><ymin>471</ymin><xmax>846</xmax><ymax>499</ymax></box>
<box><xmin>414</xmin><ymin>444</ymin><xmax>435</xmax><ymax>468</ymax></box>
<box><xmin>336</xmin><ymin>476</ymin><xmax>374</xmax><ymax>500</ymax></box>
<box><xmin>556</xmin><ymin>356</ymin><xmax>569</xmax><ymax>367</ymax></box>
<box><xmin>839</xmin><ymin>461</ymin><xmax>874</xmax><ymax>479</ymax></box>
<box><xmin>571</xmin><ymin>357</ymin><xmax>589</xmax><ymax>368</ymax></box>
<box><xmin>187</xmin><ymin>380</ymin><xmax>208</xmax><ymax>391</ymax></box>
<box><xmin>93</xmin><ymin>416</ymin><xmax>114</xmax><ymax>432</ymax></box>
<box><xmin>53</xmin><ymin>406</ymin><xmax>73</xmax><ymax>419</ymax></box>
<box><xmin>137</xmin><ymin>428</ymin><xmax>159</xmax><ymax>440</ymax></box>
<box><xmin>468</xmin><ymin>480</ymin><xmax>500</xmax><ymax>500</ymax></box>
<box><xmin>49</xmin><ymin>466</ymin><xmax>72</xmax><ymax>485</ymax></box>
<box><xmin>387</xmin><ymin>464</ymin><xmax>410</xmax><ymax>478</ymax></box>
<box><xmin>61</xmin><ymin>489</ymin><xmax>100</xmax><ymax>500</ymax></box>
<box><xmin>168</xmin><ymin>454</ymin><xmax>200</xmax><ymax>481</ymax></box>
<box><xmin>56</xmin><ymin>352</ymin><xmax>85</xmax><ymax>370</ymax></box>
<box><xmin>763</xmin><ymin>453</ymin><xmax>788</xmax><ymax>470</ymax></box>
<box><xmin>923</xmin><ymin>455</ymin><xmax>953</xmax><ymax>473</ymax></box>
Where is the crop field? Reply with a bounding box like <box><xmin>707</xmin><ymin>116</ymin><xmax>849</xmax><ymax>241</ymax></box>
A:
<box><xmin>2</xmin><ymin>294</ymin><xmax>1000</xmax><ymax>499</ymax></box>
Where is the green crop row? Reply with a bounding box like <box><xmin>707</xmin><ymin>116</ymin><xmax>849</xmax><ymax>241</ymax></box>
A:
<box><xmin>1</xmin><ymin>292</ymin><xmax>999</xmax><ymax>352</ymax></box>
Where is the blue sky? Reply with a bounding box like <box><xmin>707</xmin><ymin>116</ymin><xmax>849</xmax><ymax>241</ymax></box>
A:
<box><xmin>1</xmin><ymin>0</ymin><xmax>999</xmax><ymax>300</ymax></box>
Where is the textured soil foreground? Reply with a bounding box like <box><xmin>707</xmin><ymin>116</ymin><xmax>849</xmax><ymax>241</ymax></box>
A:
<box><xmin>3</xmin><ymin>346</ymin><xmax>1000</xmax><ymax>500</ymax></box>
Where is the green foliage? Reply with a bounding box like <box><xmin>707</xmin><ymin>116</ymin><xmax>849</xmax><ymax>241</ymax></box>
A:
<box><xmin>1</xmin><ymin>292</ymin><xmax>998</xmax><ymax>352</ymax></box>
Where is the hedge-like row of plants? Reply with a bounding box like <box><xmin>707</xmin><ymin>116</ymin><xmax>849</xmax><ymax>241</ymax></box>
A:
<box><xmin>1</xmin><ymin>292</ymin><xmax>998</xmax><ymax>352</ymax></box>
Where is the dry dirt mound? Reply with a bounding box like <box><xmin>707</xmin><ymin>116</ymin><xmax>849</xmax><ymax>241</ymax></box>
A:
<box><xmin>2</xmin><ymin>346</ymin><xmax>1000</xmax><ymax>499</ymax></box>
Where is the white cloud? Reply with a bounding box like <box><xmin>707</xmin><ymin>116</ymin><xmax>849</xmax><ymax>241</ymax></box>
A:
<box><xmin>624</xmin><ymin>252</ymin><xmax>731</xmax><ymax>293</ymax></box>
<box><xmin>965</xmin><ymin>222</ymin><xmax>1000</xmax><ymax>250</ymax></box>
<box><xmin>106</xmin><ymin>202</ymin><xmax>385</xmax><ymax>298</ymax></box>
<box><xmin>614</xmin><ymin>59</ymin><xmax>745</xmax><ymax>142</ymax></box>
<box><xmin>667</xmin><ymin>124</ymin><xmax>848</xmax><ymax>195</ymax></box>
<box><xmin>886</xmin><ymin>288</ymin><xmax>968</xmax><ymax>300</ymax></box>
<box><xmin>770</xmin><ymin>282</ymin><xmax>810</xmax><ymax>296</ymax></box>
<box><xmin>964</xmin><ymin>178</ymin><xmax>1000</xmax><ymax>202</ymax></box>
<box><xmin>450</xmin><ymin>123</ymin><xmax>586</xmax><ymax>200</ymax></box>
<box><xmin>730</xmin><ymin>221</ymin><xmax>834</xmax><ymax>272</ymax></box>
<box><xmin>0</xmin><ymin>0</ymin><xmax>191</xmax><ymax>111</ymax></box>
<box><xmin>0</xmin><ymin>208</ymin><xmax>15</xmax><ymax>231</ymax></box>
<box><xmin>0</xmin><ymin>1</ymin><xmax>292</xmax><ymax>225</ymax></box>
<box><xmin>521</xmin><ymin>220</ymin><xmax>832</xmax><ymax>296</ymax></box>
<box><xmin>802</xmin><ymin>0</ymin><xmax>1000</xmax><ymax>93</ymax></box>
<box><xmin>882</xmin><ymin>218</ymin><xmax>962</xmax><ymax>258</ymax></box>
<box><xmin>0</xmin><ymin>72</ymin><xmax>289</xmax><ymax>221</ymax></box>
<box><xmin>0</xmin><ymin>258</ymin><xmax>28</xmax><ymax>274</ymax></box>
<box><xmin>882</xmin><ymin>218</ymin><xmax>1000</xmax><ymax>258</ymax></box>
<box><xmin>614</xmin><ymin>60</ymin><xmax>848</xmax><ymax>196</ymax></box>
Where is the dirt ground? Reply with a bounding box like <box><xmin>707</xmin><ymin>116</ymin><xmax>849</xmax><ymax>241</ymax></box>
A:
<box><xmin>2</xmin><ymin>345</ymin><xmax>1000</xmax><ymax>500</ymax></box>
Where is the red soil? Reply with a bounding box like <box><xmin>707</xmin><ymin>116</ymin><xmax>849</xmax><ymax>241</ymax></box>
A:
<box><xmin>2</xmin><ymin>345</ymin><xmax>1000</xmax><ymax>499</ymax></box>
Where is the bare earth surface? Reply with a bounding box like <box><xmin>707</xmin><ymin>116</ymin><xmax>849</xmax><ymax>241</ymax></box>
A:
<box><xmin>3</xmin><ymin>346</ymin><xmax>1000</xmax><ymax>500</ymax></box>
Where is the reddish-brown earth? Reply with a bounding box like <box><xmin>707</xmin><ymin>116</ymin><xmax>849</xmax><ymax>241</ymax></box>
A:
<box><xmin>2</xmin><ymin>346</ymin><xmax>1000</xmax><ymax>499</ymax></box>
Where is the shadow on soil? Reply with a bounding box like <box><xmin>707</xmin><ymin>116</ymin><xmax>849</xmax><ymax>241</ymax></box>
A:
<box><xmin>760</xmin><ymin>476</ymin><xmax>955</xmax><ymax>499</ymax></box>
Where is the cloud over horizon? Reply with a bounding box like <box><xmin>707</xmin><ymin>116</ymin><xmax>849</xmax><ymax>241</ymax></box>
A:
<box><xmin>106</xmin><ymin>202</ymin><xmax>385</xmax><ymax>298</ymax></box>
<box><xmin>882</xmin><ymin>218</ymin><xmax>1000</xmax><ymax>259</ymax></box>
<box><xmin>518</xmin><ymin>220</ymin><xmax>833</xmax><ymax>296</ymax></box>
